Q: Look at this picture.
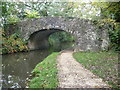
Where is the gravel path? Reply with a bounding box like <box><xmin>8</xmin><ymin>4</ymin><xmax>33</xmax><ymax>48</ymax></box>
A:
<box><xmin>57</xmin><ymin>51</ymin><xmax>110</xmax><ymax>88</ymax></box>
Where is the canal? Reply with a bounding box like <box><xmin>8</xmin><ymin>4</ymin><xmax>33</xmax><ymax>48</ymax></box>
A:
<box><xmin>2</xmin><ymin>42</ymin><xmax>74</xmax><ymax>88</ymax></box>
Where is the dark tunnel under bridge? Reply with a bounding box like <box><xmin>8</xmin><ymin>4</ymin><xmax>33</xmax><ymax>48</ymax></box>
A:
<box><xmin>28</xmin><ymin>28</ymin><xmax>72</xmax><ymax>50</ymax></box>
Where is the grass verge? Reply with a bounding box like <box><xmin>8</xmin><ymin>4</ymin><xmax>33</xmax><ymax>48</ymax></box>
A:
<box><xmin>73</xmin><ymin>51</ymin><xmax>118</xmax><ymax>88</ymax></box>
<box><xmin>29</xmin><ymin>52</ymin><xmax>59</xmax><ymax>88</ymax></box>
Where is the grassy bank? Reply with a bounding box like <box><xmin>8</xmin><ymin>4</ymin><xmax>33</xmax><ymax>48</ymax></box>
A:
<box><xmin>29</xmin><ymin>52</ymin><xmax>59</xmax><ymax>88</ymax></box>
<box><xmin>73</xmin><ymin>51</ymin><xmax>118</xmax><ymax>88</ymax></box>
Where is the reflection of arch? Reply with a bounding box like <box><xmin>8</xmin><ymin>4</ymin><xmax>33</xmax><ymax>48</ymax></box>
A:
<box><xmin>28</xmin><ymin>28</ymin><xmax>70</xmax><ymax>50</ymax></box>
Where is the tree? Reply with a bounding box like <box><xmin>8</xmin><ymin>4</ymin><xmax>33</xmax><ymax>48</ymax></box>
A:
<box><xmin>92</xmin><ymin>2</ymin><xmax>120</xmax><ymax>22</ymax></box>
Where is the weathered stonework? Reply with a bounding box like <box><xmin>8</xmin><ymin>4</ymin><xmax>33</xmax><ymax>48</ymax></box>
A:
<box><xmin>7</xmin><ymin>17</ymin><xmax>110</xmax><ymax>51</ymax></box>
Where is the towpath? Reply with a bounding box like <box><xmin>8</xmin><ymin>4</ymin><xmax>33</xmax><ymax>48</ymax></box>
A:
<box><xmin>57</xmin><ymin>51</ymin><xmax>110</xmax><ymax>88</ymax></box>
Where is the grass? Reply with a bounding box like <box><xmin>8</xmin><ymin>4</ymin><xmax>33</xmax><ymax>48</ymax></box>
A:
<box><xmin>73</xmin><ymin>51</ymin><xmax>118</xmax><ymax>88</ymax></box>
<box><xmin>29</xmin><ymin>52</ymin><xmax>59</xmax><ymax>88</ymax></box>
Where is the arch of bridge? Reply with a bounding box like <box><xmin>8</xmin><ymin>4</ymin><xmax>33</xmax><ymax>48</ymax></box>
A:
<box><xmin>11</xmin><ymin>17</ymin><xmax>109</xmax><ymax>51</ymax></box>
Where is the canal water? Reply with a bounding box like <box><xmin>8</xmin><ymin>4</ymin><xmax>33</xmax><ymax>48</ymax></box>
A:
<box><xmin>2</xmin><ymin>42</ymin><xmax>74</xmax><ymax>88</ymax></box>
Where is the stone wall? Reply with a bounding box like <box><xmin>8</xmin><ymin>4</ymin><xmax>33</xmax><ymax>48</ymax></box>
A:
<box><xmin>6</xmin><ymin>17</ymin><xmax>110</xmax><ymax>51</ymax></box>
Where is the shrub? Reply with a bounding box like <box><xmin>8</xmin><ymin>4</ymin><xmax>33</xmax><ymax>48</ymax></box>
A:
<box><xmin>24</xmin><ymin>10</ymin><xmax>40</xmax><ymax>18</ymax></box>
<box><xmin>6</xmin><ymin>15</ymin><xmax>20</xmax><ymax>24</ymax></box>
<box><xmin>93</xmin><ymin>18</ymin><xmax>120</xmax><ymax>51</ymax></box>
<box><xmin>2</xmin><ymin>30</ymin><xmax>28</xmax><ymax>54</ymax></box>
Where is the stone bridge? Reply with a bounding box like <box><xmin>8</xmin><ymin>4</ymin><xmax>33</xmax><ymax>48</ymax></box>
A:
<box><xmin>7</xmin><ymin>17</ymin><xmax>110</xmax><ymax>51</ymax></box>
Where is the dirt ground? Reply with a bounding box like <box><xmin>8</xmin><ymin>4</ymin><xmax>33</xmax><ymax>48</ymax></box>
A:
<box><xmin>57</xmin><ymin>51</ymin><xmax>111</xmax><ymax>88</ymax></box>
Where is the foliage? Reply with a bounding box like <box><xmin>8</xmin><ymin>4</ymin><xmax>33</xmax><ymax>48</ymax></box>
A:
<box><xmin>1</xmin><ymin>2</ymin><xmax>120</xmax><ymax>23</ymax></box>
<box><xmin>92</xmin><ymin>2</ymin><xmax>120</xmax><ymax>22</ymax></box>
<box><xmin>24</xmin><ymin>10</ymin><xmax>40</xmax><ymax>18</ymax></box>
<box><xmin>6</xmin><ymin>15</ymin><xmax>20</xmax><ymax>24</ymax></box>
<box><xmin>29</xmin><ymin>52</ymin><xmax>59</xmax><ymax>88</ymax></box>
<box><xmin>108</xmin><ymin>22</ymin><xmax>120</xmax><ymax>51</ymax></box>
<box><xmin>73</xmin><ymin>51</ymin><xmax>118</xmax><ymax>88</ymax></box>
<box><xmin>1</xmin><ymin>1</ymin><xmax>102</xmax><ymax>25</ymax></box>
<box><xmin>1</xmin><ymin>2</ymin><xmax>119</xmax><ymax>26</ymax></box>
<box><xmin>2</xmin><ymin>30</ymin><xmax>28</xmax><ymax>54</ymax></box>
<box><xmin>94</xmin><ymin>18</ymin><xmax>120</xmax><ymax>51</ymax></box>
<box><xmin>1</xmin><ymin>2</ymin><xmax>23</xmax><ymax>26</ymax></box>
<box><xmin>49</xmin><ymin>31</ymin><xmax>75</xmax><ymax>47</ymax></box>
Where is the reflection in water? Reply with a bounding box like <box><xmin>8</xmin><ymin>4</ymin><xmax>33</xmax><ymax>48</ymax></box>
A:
<box><xmin>2</xmin><ymin>42</ymin><xmax>74</xmax><ymax>88</ymax></box>
<box><xmin>2</xmin><ymin>50</ymin><xmax>52</xmax><ymax>88</ymax></box>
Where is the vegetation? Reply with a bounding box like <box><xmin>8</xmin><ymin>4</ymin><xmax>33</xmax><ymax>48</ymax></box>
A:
<box><xmin>49</xmin><ymin>31</ymin><xmax>75</xmax><ymax>47</ymax></box>
<box><xmin>24</xmin><ymin>10</ymin><xmax>40</xmax><ymax>18</ymax></box>
<box><xmin>2</xmin><ymin>30</ymin><xmax>28</xmax><ymax>54</ymax></box>
<box><xmin>1</xmin><ymin>2</ymin><xmax>120</xmax><ymax>21</ymax></box>
<box><xmin>92</xmin><ymin>2</ymin><xmax>120</xmax><ymax>51</ymax></box>
<box><xmin>73</xmin><ymin>51</ymin><xmax>118</xmax><ymax>88</ymax></box>
<box><xmin>93</xmin><ymin>18</ymin><xmax>120</xmax><ymax>51</ymax></box>
<box><xmin>91</xmin><ymin>2</ymin><xmax>120</xmax><ymax>21</ymax></box>
<box><xmin>108</xmin><ymin>22</ymin><xmax>120</xmax><ymax>51</ymax></box>
<box><xmin>29</xmin><ymin>52</ymin><xmax>59</xmax><ymax>88</ymax></box>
